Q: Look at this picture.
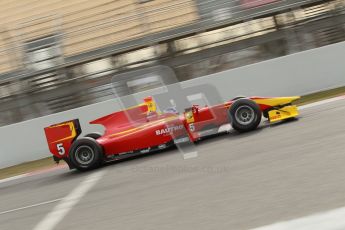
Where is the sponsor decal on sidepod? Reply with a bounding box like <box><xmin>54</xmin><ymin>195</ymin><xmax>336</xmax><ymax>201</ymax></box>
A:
<box><xmin>155</xmin><ymin>125</ymin><xmax>184</xmax><ymax>136</ymax></box>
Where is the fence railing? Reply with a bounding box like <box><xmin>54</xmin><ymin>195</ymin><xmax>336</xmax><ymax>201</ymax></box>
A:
<box><xmin>0</xmin><ymin>0</ymin><xmax>335</xmax><ymax>75</ymax></box>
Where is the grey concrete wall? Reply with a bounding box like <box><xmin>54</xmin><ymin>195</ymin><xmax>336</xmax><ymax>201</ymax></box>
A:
<box><xmin>1</xmin><ymin>41</ymin><xmax>345</xmax><ymax>169</ymax></box>
<box><xmin>182</xmin><ymin>41</ymin><xmax>345</xmax><ymax>98</ymax></box>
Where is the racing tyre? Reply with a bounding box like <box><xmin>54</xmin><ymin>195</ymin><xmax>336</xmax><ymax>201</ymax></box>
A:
<box><xmin>69</xmin><ymin>137</ymin><xmax>103</xmax><ymax>171</ymax></box>
<box><xmin>84</xmin><ymin>132</ymin><xmax>102</xmax><ymax>140</ymax></box>
<box><xmin>229</xmin><ymin>99</ymin><xmax>262</xmax><ymax>133</ymax></box>
<box><xmin>231</xmin><ymin>95</ymin><xmax>246</xmax><ymax>101</ymax></box>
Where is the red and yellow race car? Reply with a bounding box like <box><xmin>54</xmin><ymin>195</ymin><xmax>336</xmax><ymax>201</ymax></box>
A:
<box><xmin>44</xmin><ymin>96</ymin><xmax>300</xmax><ymax>171</ymax></box>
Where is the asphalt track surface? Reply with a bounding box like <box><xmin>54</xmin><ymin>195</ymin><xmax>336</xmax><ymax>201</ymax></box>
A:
<box><xmin>1</xmin><ymin>98</ymin><xmax>345</xmax><ymax>230</ymax></box>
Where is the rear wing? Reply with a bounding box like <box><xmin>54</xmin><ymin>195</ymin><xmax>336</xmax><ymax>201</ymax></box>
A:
<box><xmin>44</xmin><ymin>119</ymin><xmax>81</xmax><ymax>159</ymax></box>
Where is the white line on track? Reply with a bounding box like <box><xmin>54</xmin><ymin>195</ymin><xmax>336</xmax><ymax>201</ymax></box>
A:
<box><xmin>33</xmin><ymin>170</ymin><xmax>106</xmax><ymax>230</ymax></box>
<box><xmin>0</xmin><ymin>174</ymin><xmax>28</xmax><ymax>184</ymax></box>
<box><xmin>251</xmin><ymin>206</ymin><xmax>345</xmax><ymax>230</ymax></box>
<box><xmin>0</xmin><ymin>198</ymin><xmax>62</xmax><ymax>215</ymax></box>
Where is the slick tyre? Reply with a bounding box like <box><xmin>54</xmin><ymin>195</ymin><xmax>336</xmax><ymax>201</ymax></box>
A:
<box><xmin>229</xmin><ymin>99</ymin><xmax>262</xmax><ymax>133</ymax></box>
<box><xmin>69</xmin><ymin>137</ymin><xmax>103</xmax><ymax>171</ymax></box>
<box><xmin>231</xmin><ymin>95</ymin><xmax>246</xmax><ymax>101</ymax></box>
<box><xmin>84</xmin><ymin>132</ymin><xmax>102</xmax><ymax>140</ymax></box>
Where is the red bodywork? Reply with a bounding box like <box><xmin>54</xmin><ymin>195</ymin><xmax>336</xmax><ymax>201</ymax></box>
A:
<box><xmin>44</xmin><ymin>96</ymin><xmax>292</xmax><ymax>162</ymax></box>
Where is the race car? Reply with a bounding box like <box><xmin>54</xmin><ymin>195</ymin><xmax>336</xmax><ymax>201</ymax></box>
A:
<box><xmin>44</xmin><ymin>96</ymin><xmax>300</xmax><ymax>171</ymax></box>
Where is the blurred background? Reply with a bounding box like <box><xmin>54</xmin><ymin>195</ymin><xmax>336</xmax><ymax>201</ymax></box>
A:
<box><xmin>0</xmin><ymin>0</ymin><xmax>344</xmax><ymax>126</ymax></box>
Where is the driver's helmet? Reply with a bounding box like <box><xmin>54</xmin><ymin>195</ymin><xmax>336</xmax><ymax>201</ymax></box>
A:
<box><xmin>163</xmin><ymin>106</ymin><xmax>178</xmax><ymax>114</ymax></box>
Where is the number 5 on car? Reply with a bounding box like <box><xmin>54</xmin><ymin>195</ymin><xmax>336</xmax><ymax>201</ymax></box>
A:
<box><xmin>44</xmin><ymin>120</ymin><xmax>81</xmax><ymax>162</ymax></box>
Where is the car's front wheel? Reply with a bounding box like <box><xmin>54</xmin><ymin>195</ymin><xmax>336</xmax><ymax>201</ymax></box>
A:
<box><xmin>229</xmin><ymin>99</ymin><xmax>262</xmax><ymax>132</ymax></box>
<box><xmin>69</xmin><ymin>137</ymin><xmax>103</xmax><ymax>171</ymax></box>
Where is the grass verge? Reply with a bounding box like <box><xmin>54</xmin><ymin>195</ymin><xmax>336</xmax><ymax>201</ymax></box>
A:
<box><xmin>296</xmin><ymin>86</ymin><xmax>345</xmax><ymax>105</ymax></box>
<box><xmin>1</xmin><ymin>86</ymin><xmax>345</xmax><ymax>180</ymax></box>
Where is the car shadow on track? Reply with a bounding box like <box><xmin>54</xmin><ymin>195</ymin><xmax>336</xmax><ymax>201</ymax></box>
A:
<box><xmin>196</xmin><ymin>117</ymin><xmax>300</xmax><ymax>145</ymax></box>
<box><xmin>100</xmin><ymin>118</ymin><xmax>300</xmax><ymax>167</ymax></box>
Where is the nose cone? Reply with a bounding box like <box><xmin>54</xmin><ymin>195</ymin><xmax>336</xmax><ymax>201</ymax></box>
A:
<box><xmin>273</xmin><ymin>96</ymin><xmax>301</xmax><ymax>105</ymax></box>
<box><xmin>282</xmin><ymin>96</ymin><xmax>301</xmax><ymax>103</ymax></box>
<box><xmin>253</xmin><ymin>96</ymin><xmax>301</xmax><ymax>107</ymax></box>
<box><xmin>290</xmin><ymin>96</ymin><xmax>301</xmax><ymax>101</ymax></box>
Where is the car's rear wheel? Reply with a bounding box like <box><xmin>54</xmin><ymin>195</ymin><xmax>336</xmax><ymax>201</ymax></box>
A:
<box><xmin>229</xmin><ymin>99</ymin><xmax>262</xmax><ymax>132</ymax></box>
<box><xmin>69</xmin><ymin>137</ymin><xmax>103</xmax><ymax>171</ymax></box>
<box><xmin>84</xmin><ymin>132</ymin><xmax>102</xmax><ymax>140</ymax></box>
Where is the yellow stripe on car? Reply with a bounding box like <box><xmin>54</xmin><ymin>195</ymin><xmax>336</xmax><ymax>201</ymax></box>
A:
<box><xmin>109</xmin><ymin>115</ymin><xmax>179</xmax><ymax>138</ymax></box>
